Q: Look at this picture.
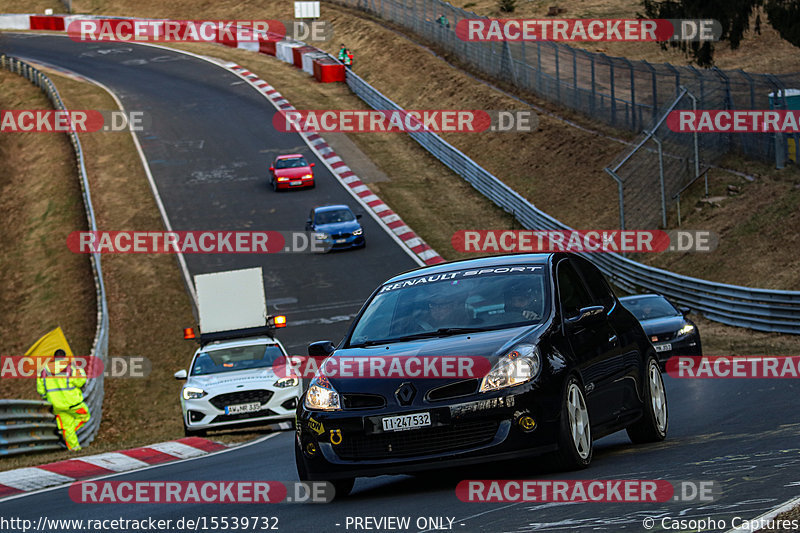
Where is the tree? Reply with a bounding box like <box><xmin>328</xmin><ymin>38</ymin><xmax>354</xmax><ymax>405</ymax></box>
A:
<box><xmin>764</xmin><ymin>0</ymin><xmax>800</xmax><ymax>47</ymax></box>
<box><xmin>641</xmin><ymin>0</ymin><xmax>763</xmax><ymax>66</ymax></box>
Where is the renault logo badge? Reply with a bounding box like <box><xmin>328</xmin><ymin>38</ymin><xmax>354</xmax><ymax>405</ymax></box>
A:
<box><xmin>395</xmin><ymin>382</ymin><xmax>416</xmax><ymax>405</ymax></box>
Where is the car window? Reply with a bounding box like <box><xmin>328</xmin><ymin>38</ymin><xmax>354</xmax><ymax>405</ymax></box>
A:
<box><xmin>315</xmin><ymin>209</ymin><xmax>355</xmax><ymax>225</ymax></box>
<box><xmin>556</xmin><ymin>260</ymin><xmax>593</xmax><ymax>318</ymax></box>
<box><xmin>573</xmin><ymin>257</ymin><xmax>615</xmax><ymax>310</ymax></box>
<box><xmin>275</xmin><ymin>157</ymin><xmax>308</xmax><ymax>169</ymax></box>
<box><xmin>190</xmin><ymin>344</ymin><xmax>285</xmax><ymax>375</ymax></box>
<box><xmin>348</xmin><ymin>265</ymin><xmax>549</xmax><ymax>346</ymax></box>
<box><xmin>621</xmin><ymin>297</ymin><xmax>678</xmax><ymax>321</ymax></box>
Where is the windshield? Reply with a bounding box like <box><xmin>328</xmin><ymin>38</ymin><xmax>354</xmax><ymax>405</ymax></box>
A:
<box><xmin>621</xmin><ymin>297</ymin><xmax>678</xmax><ymax>320</ymax></box>
<box><xmin>190</xmin><ymin>344</ymin><xmax>285</xmax><ymax>375</ymax></box>
<box><xmin>316</xmin><ymin>209</ymin><xmax>355</xmax><ymax>225</ymax></box>
<box><xmin>275</xmin><ymin>157</ymin><xmax>308</xmax><ymax>169</ymax></box>
<box><xmin>348</xmin><ymin>265</ymin><xmax>549</xmax><ymax>346</ymax></box>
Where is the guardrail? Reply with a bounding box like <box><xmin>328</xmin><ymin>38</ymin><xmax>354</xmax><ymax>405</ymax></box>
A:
<box><xmin>0</xmin><ymin>55</ymin><xmax>109</xmax><ymax>454</ymax></box>
<box><xmin>0</xmin><ymin>400</ymin><xmax>62</xmax><ymax>456</ymax></box>
<box><xmin>345</xmin><ymin>69</ymin><xmax>800</xmax><ymax>334</ymax></box>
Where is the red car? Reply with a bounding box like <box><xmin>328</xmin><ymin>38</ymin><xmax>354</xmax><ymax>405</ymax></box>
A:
<box><xmin>269</xmin><ymin>154</ymin><xmax>315</xmax><ymax>191</ymax></box>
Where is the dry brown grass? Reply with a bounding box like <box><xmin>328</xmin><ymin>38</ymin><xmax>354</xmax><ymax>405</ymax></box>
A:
<box><xmin>0</xmin><ymin>69</ymin><xmax>96</xmax><ymax>400</ymax></box>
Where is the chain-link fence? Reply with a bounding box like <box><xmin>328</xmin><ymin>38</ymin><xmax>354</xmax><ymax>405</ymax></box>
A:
<box><xmin>328</xmin><ymin>0</ymin><xmax>800</xmax><ymax>167</ymax></box>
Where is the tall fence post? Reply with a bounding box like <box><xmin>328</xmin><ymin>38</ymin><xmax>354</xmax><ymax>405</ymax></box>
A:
<box><xmin>652</xmin><ymin>134</ymin><xmax>667</xmax><ymax>228</ymax></box>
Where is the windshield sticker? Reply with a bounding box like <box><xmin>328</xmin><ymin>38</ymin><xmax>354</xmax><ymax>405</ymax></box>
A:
<box><xmin>378</xmin><ymin>265</ymin><xmax>544</xmax><ymax>293</ymax></box>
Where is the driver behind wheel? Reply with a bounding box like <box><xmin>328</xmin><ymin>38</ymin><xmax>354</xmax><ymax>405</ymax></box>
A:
<box><xmin>504</xmin><ymin>280</ymin><xmax>542</xmax><ymax>321</ymax></box>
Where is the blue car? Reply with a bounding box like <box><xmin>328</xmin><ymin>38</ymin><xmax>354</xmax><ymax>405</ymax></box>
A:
<box><xmin>306</xmin><ymin>205</ymin><xmax>366</xmax><ymax>251</ymax></box>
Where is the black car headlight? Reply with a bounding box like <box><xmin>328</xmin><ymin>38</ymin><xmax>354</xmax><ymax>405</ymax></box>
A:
<box><xmin>677</xmin><ymin>324</ymin><xmax>695</xmax><ymax>337</ymax></box>
<box><xmin>480</xmin><ymin>344</ymin><xmax>541</xmax><ymax>393</ymax></box>
<box><xmin>303</xmin><ymin>375</ymin><xmax>341</xmax><ymax>411</ymax></box>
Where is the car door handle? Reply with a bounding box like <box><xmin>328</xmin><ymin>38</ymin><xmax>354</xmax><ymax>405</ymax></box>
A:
<box><xmin>608</xmin><ymin>335</ymin><xmax>618</xmax><ymax>344</ymax></box>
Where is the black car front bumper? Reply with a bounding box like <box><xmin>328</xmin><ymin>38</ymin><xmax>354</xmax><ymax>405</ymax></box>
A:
<box><xmin>295</xmin><ymin>386</ymin><xmax>562</xmax><ymax>480</ymax></box>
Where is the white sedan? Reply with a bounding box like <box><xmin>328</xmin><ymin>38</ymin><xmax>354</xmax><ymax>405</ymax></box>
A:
<box><xmin>175</xmin><ymin>336</ymin><xmax>300</xmax><ymax>436</ymax></box>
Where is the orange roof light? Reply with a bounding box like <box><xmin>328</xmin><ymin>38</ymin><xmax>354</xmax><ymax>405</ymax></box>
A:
<box><xmin>273</xmin><ymin>315</ymin><xmax>287</xmax><ymax>328</ymax></box>
<box><xmin>183</xmin><ymin>327</ymin><xmax>196</xmax><ymax>340</ymax></box>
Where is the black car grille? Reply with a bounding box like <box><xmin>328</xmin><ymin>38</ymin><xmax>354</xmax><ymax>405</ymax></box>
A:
<box><xmin>334</xmin><ymin>420</ymin><xmax>500</xmax><ymax>460</ymax></box>
<box><xmin>209</xmin><ymin>390</ymin><xmax>274</xmax><ymax>410</ymax></box>
<box><xmin>342</xmin><ymin>393</ymin><xmax>386</xmax><ymax>409</ymax></box>
<box><xmin>211</xmin><ymin>409</ymin><xmax>277</xmax><ymax>424</ymax></box>
<box><xmin>427</xmin><ymin>380</ymin><xmax>480</xmax><ymax>401</ymax></box>
<box><xmin>650</xmin><ymin>331</ymin><xmax>677</xmax><ymax>343</ymax></box>
<box><xmin>331</xmin><ymin>232</ymin><xmax>352</xmax><ymax>239</ymax></box>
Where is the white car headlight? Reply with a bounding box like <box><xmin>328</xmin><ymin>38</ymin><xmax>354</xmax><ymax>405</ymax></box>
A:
<box><xmin>352</xmin><ymin>228</ymin><xmax>363</xmax><ymax>236</ymax></box>
<box><xmin>304</xmin><ymin>375</ymin><xmax>341</xmax><ymax>411</ymax></box>
<box><xmin>274</xmin><ymin>376</ymin><xmax>299</xmax><ymax>388</ymax></box>
<box><xmin>314</xmin><ymin>232</ymin><xmax>329</xmax><ymax>240</ymax></box>
<box><xmin>302</xmin><ymin>173</ymin><xmax>313</xmax><ymax>179</ymax></box>
<box><xmin>182</xmin><ymin>386</ymin><xmax>207</xmax><ymax>400</ymax></box>
<box><xmin>480</xmin><ymin>344</ymin><xmax>541</xmax><ymax>393</ymax></box>
<box><xmin>677</xmin><ymin>324</ymin><xmax>695</xmax><ymax>336</ymax></box>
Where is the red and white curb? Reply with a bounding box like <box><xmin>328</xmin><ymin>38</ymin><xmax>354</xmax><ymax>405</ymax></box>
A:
<box><xmin>0</xmin><ymin>437</ymin><xmax>226</xmax><ymax>499</ymax></box>
<box><xmin>226</xmin><ymin>63</ymin><xmax>445</xmax><ymax>266</ymax></box>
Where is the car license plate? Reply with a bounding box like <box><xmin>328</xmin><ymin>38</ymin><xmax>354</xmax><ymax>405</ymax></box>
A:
<box><xmin>336</xmin><ymin>238</ymin><xmax>346</xmax><ymax>243</ymax></box>
<box><xmin>654</xmin><ymin>343</ymin><xmax>672</xmax><ymax>353</ymax></box>
<box><xmin>382</xmin><ymin>412</ymin><xmax>431</xmax><ymax>432</ymax></box>
<box><xmin>224</xmin><ymin>402</ymin><xmax>261</xmax><ymax>415</ymax></box>
<box><xmin>290</xmin><ymin>180</ymin><xmax>302</xmax><ymax>186</ymax></box>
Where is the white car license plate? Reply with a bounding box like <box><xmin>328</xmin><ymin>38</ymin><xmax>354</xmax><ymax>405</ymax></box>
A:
<box><xmin>336</xmin><ymin>238</ymin><xmax>346</xmax><ymax>243</ymax></box>
<box><xmin>225</xmin><ymin>402</ymin><xmax>261</xmax><ymax>415</ymax></box>
<box><xmin>382</xmin><ymin>412</ymin><xmax>431</xmax><ymax>432</ymax></box>
<box><xmin>654</xmin><ymin>343</ymin><xmax>672</xmax><ymax>353</ymax></box>
<box><xmin>290</xmin><ymin>180</ymin><xmax>302</xmax><ymax>186</ymax></box>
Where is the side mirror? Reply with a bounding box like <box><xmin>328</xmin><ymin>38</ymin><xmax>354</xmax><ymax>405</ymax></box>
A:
<box><xmin>269</xmin><ymin>166</ymin><xmax>274</xmax><ymax>172</ymax></box>
<box><xmin>174</xmin><ymin>369</ymin><xmax>188</xmax><ymax>380</ymax></box>
<box><xmin>305</xmin><ymin>219</ymin><xmax>313</xmax><ymax>230</ymax></box>
<box><xmin>356</xmin><ymin>213</ymin><xmax>363</xmax><ymax>219</ymax></box>
<box><xmin>565</xmin><ymin>305</ymin><xmax>605</xmax><ymax>326</ymax></box>
<box><xmin>310</xmin><ymin>163</ymin><xmax>315</xmax><ymax>168</ymax></box>
<box><xmin>308</xmin><ymin>340</ymin><xmax>336</xmax><ymax>358</ymax></box>
<box><xmin>679</xmin><ymin>306</ymin><xmax>691</xmax><ymax>316</ymax></box>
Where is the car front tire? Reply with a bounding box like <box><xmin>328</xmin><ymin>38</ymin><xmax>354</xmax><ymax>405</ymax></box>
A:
<box><xmin>626</xmin><ymin>356</ymin><xmax>668</xmax><ymax>444</ymax></box>
<box><xmin>553</xmin><ymin>376</ymin><xmax>592</xmax><ymax>470</ymax></box>
<box><xmin>295</xmin><ymin>442</ymin><xmax>354</xmax><ymax>499</ymax></box>
<box><xmin>184</xmin><ymin>425</ymin><xmax>207</xmax><ymax>438</ymax></box>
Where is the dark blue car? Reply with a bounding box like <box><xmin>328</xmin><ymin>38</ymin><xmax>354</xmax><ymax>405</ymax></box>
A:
<box><xmin>619</xmin><ymin>294</ymin><xmax>702</xmax><ymax>368</ymax></box>
<box><xmin>306</xmin><ymin>205</ymin><xmax>365</xmax><ymax>251</ymax></box>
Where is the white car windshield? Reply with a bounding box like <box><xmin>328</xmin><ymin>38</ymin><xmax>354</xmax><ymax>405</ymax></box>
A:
<box><xmin>191</xmin><ymin>344</ymin><xmax>284</xmax><ymax>375</ymax></box>
<box><xmin>348</xmin><ymin>265</ymin><xmax>549</xmax><ymax>346</ymax></box>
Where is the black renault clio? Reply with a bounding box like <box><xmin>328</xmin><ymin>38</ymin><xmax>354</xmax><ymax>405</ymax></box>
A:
<box><xmin>295</xmin><ymin>253</ymin><xmax>668</xmax><ymax>497</ymax></box>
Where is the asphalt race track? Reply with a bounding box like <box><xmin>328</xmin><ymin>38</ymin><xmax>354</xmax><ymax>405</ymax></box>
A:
<box><xmin>2</xmin><ymin>34</ymin><xmax>800</xmax><ymax>533</ymax></box>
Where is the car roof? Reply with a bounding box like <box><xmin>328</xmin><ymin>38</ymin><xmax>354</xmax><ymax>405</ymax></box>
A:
<box><xmin>384</xmin><ymin>253</ymin><xmax>554</xmax><ymax>284</ymax></box>
<box><xmin>276</xmin><ymin>153</ymin><xmax>305</xmax><ymax>160</ymax></box>
<box><xmin>619</xmin><ymin>294</ymin><xmax>668</xmax><ymax>302</ymax></box>
<box><xmin>314</xmin><ymin>204</ymin><xmax>352</xmax><ymax>213</ymax></box>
